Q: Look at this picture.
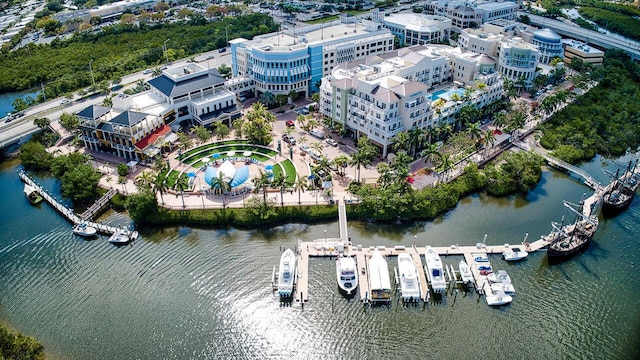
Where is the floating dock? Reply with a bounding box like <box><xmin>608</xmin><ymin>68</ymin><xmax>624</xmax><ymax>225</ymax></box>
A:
<box><xmin>19</xmin><ymin>170</ymin><xmax>138</xmax><ymax>241</ymax></box>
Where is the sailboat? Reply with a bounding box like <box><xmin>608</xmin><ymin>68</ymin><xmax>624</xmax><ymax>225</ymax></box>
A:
<box><xmin>547</xmin><ymin>197</ymin><xmax>599</xmax><ymax>259</ymax></box>
<box><xmin>603</xmin><ymin>160</ymin><xmax>639</xmax><ymax>213</ymax></box>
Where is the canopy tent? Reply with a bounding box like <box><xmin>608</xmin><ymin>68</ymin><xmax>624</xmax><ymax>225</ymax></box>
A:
<box><xmin>218</xmin><ymin>161</ymin><xmax>236</xmax><ymax>182</ymax></box>
<box><xmin>230</xmin><ymin>166</ymin><xmax>250</xmax><ymax>188</ymax></box>
<box><xmin>212</xmin><ymin>153</ymin><xmax>221</xmax><ymax>159</ymax></box>
<box><xmin>200</xmin><ymin>157</ymin><xmax>211</xmax><ymax>164</ymax></box>
<box><xmin>227</xmin><ymin>151</ymin><xmax>236</xmax><ymax>157</ymax></box>
<box><xmin>243</xmin><ymin>151</ymin><xmax>251</xmax><ymax>157</ymax></box>
<box><xmin>203</xmin><ymin>161</ymin><xmax>250</xmax><ymax>189</ymax></box>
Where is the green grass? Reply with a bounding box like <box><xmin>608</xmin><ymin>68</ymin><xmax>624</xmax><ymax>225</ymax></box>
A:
<box><xmin>305</xmin><ymin>15</ymin><xmax>338</xmax><ymax>24</ymax></box>
<box><xmin>279</xmin><ymin>159</ymin><xmax>297</xmax><ymax>183</ymax></box>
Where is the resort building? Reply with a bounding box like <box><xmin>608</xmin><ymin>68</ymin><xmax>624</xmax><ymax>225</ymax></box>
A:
<box><xmin>520</xmin><ymin>28</ymin><xmax>564</xmax><ymax>64</ymax></box>
<box><xmin>475</xmin><ymin>1</ymin><xmax>518</xmax><ymax>24</ymax></box>
<box><xmin>372</xmin><ymin>10</ymin><xmax>452</xmax><ymax>46</ymax></box>
<box><xmin>458</xmin><ymin>28</ymin><xmax>504</xmax><ymax>56</ymax></box>
<box><xmin>496</xmin><ymin>37</ymin><xmax>539</xmax><ymax>89</ymax></box>
<box><xmin>230</xmin><ymin>15</ymin><xmax>394</xmax><ymax>97</ymax></box>
<box><xmin>425</xmin><ymin>0</ymin><xmax>518</xmax><ymax>33</ymax></box>
<box><xmin>77</xmin><ymin>105</ymin><xmax>169</xmax><ymax>160</ymax></box>
<box><xmin>562</xmin><ymin>39</ymin><xmax>605</xmax><ymax>66</ymax></box>
<box><xmin>319</xmin><ymin>45</ymin><xmax>504</xmax><ymax>156</ymax></box>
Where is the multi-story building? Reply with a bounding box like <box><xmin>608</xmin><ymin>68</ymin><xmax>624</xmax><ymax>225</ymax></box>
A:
<box><xmin>230</xmin><ymin>16</ymin><xmax>394</xmax><ymax>97</ymax></box>
<box><xmin>475</xmin><ymin>1</ymin><xmax>518</xmax><ymax>24</ymax></box>
<box><xmin>520</xmin><ymin>28</ymin><xmax>563</xmax><ymax>64</ymax></box>
<box><xmin>497</xmin><ymin>37</ymin><xmax>539</xmax><ymax>89</ymax></box>
<box><xmin>458</xmin><ymin>27</ymin><xmax>504</xmax><ymax>55</ymax></box>
<box><xmin>372</xmin><ymin>10</ymin><xmax>452</xmax><ymax>46</ymax></box>
<box><xmin>77</xmin><ymin>105</ymin><xmax>167</xmax><ymax>160</ymax></box>
<box><xmin>320</xmin><ymin>45</ymin><xmax>504</xmax><ymax>156</ymax></box>
<box><xmin>562</xmin><ymin>39</ymin><xmax>605</xmax><ymax>66</ymax></box>
<box><xmin>426</xmin><ymin>0</ymin><xmax>518</xmax><ymax>33</ymax></box>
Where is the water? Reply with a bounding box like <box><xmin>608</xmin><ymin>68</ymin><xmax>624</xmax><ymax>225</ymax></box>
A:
<box><xmin>1</xmin><ymin>156</ymin><xmax>639</xmax><ymax>360</ymax></box>
<box><xmin>0</xmin><ymin>89</ymin><xmax>41</xmax><ymax>118</ymax></box>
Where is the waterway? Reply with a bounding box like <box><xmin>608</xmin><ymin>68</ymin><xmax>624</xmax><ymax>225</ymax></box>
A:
<box><xmin>0</xmin><ymin>89</ymin><xmax>41</xmax><ymax>119</ymax></box>
<box><xmin>0</xmin><ymin>156</ymin><xmax>639</xmax><ymax>360</ymax></box>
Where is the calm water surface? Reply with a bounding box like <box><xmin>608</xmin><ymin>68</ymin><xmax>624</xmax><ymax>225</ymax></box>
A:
<box><xmin>0</xmin><ymin>156</ymin><xmax>638</xmax><ymax>360</ymax></box>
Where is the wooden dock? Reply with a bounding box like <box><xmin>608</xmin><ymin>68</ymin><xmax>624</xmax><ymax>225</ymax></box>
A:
<box><xmin>19</xmin><ymin>170</ymin><xmax>137</xmax><ymax>241</ymax></box>
<box><xmin>79</xmin><ymin>188</ymin><xmax>117</xmax><ymax>220</ymax></box>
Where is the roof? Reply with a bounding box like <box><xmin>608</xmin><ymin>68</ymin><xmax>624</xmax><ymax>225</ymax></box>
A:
<box><xmin>110</xmin><ymin>110</ymin><xmax>147</xmax><ymax>127</ymax></box>
<box><xmin>147</xmin><ymin>70</ymin><xmax>226</xmax><ymax>98</ymax></box>
<box><xmin>134</xmin><ymin>125</ymin><xmax>171</xmax><ymax>151</ymax></box>
<box><xmin>391</xmin><ymin>81</ymin><xmax>428</xmax><ymax>97</ymax></box>
<box><xmin>77</xmin><ymin>105</ymin><xmax>110</xmax><ymax>120</ymax></box>
<box><xmin>372</xmin><ymin>86</ymin><xmax>400</xmax><ymax>102</ymax></box>
<box><xmin>533</xmin><ymin>28</ymin><xmax>561</xmax><ymax>42</ymax></box>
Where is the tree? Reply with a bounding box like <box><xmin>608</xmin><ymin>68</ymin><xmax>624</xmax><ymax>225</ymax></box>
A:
<box><xmin>421</xmin><ymin>143</ymin><xmax>442</xmax><ymax>169</ymax></box>
<box><xmin>135</xmin><ymin>171</ymin><xmax>154</xmax><ymax>191</ymax></box>
<box><xmin>175</xmin><ymin>175</ymin><xmax>189</xmax><ymax>208</ymax></box>
<box><xmin>259</xmin><ymin>91</ymin><xmax>275</xmax><ymax>107</ymax></box>
<box><xmin>293</xmin><ymin>176</ymin><xmax>308</xmax><ymax>205</ymax></box>
<box><xmin>274</xmin><ymin>94</ymin><xmax>288</xmax><ymax>107</ymax></box>
<box><xmin>118</xmin><ymin>176</ymin><xmax>127</xmax><ymax>193</ymax></box>
<box><xmin>215</xmin><ymin>122</ymin><xmax>231</xmax><ymax>140</ymax></box>
<box><xmin>271</xmin><ymin>172</ymin><xmax>291</xmax><ymax>207</ymax></box>
<box><xmin>33</xmin><ymin>117</ymin><xmax>50</xmax><ymax>129</ymax></box>
<box><xmin>391</xmin><ymin>131</ymin><xmax>410</xmax><ymax>153</ymax></box>
<box><xmin>60</xmin><ymin>163</ymin><xmax>101</xmax><ymax>203</ymax></box>
<box><xmin>192</xmin><ymin>125</ymin><xmax>211</xmax><ymax>144</ymax></box>
<box><xmin>466</xmin><ymin>122</ymin><xmax>483</xmax><ymax>143</ymax></box>
<box><xmin>242</xmin><ymin>102</ymin><xmax>275</xmax><ymax>145</ymax></box>
<box><xmin>59</xmin><ymin>112</ymin><xmax>79</xmax><ymax>130</ymax></box>
<box><xmin>117</xmin><ymin>163</ymin><xmax>129</xmax><ymax>177</ymax></box>
<box><xmin>288</xmin><ymin>90</ymin><xmax>298</xmax><ymax>103</ymax></box>
<box><xmin>177</xmin><ymin>131</ymin><xmax>193</xmax><ymax>151</ymax></box>
<box><xmin>19</xmin><ymin>141</ymin><xmax>52</xmax><ymax>170</ymax></box>
<box><xmin>153</xmin><ymin>172</ymin><xmax>168</xmax><ymax>205</ymax></box>
<box><xmin>218</xmin><ymin>64</ymin><xmax>231</xmax><ymax>77</ymax></box>
<box><xmin>210</xmin><ymin>172</ymin><xmax>231</xmax><ymax>208</ymax></box>
<box><xmin>89</xmin><ymin>16</ymin><xmax>101</xmax><ymax>26</ymax></box>
<box><xmin>126</xmin><ymin>190</ymin><xmax>158</xmax><ymax>223</ymax></box>
<box><xmin>252</xmin><ymin>170</ymin><xmax>272</xmax><ymax>204</ymax></box>
<box><xmin>332</xmin><ymin>155</ymin><xmax>350</xmax><ymax>177</ymax></box>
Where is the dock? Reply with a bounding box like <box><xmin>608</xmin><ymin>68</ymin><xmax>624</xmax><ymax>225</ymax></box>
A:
<box><xmin>19</xmin><ymin>170</ymin><xmax>137</xmax><ymax>241</ymax></box>
<box><xmin>79</xmin><ymin>188</ymin><xmax>117</xmax><ymax>220</ymax></box>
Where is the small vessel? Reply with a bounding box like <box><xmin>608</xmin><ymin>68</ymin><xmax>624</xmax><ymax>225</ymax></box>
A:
<box><xmin>23</xmin><ymin>183</ymin><xmax>43</xmax><ymax>205</ymax></box>
<box><xmin>547</xmin><ymin>198</ymin><xmax>599</xmax><ymax>259</ymax></box>
<box><xmin>277</xmin><ymin>249</ymin><xmax>296</xmax><ymax>298</ymax></box>
<box><xmin>485</xmin><ymin>291</ymin><xmax>513</xmax><ymax>306</ymax></box>
<box><xmin>397</xmin><ymin>253</ymin><xmax>420</xmax><ymax>302</ymax></box>
<box><xmin>490</xmin><ymin>281</ymin><xmax>515</xmax><ymax>295</ymax></box>
<box><xmin>367</xmin><ymin>249</ymin><xmax>391</xmax><ymax>304</ymax></box>
<box><xmin>503</xmin><ymin>247</ymin><xmax>528</xmax><ymax>262</ymax></box>
<box><xmin>458</xmin><ymin>260</ymin><xmax>474</xmax><ymax>286</ymax></box>
<box><xmin>424</xmin><ymin>246</ymin><xmax>446</xmax><ymax>293</ymax></box>
<box><xmin>336</xmin><ymin>255</ymin><xmax>358</xmax><ymax>295</ymax></box>
<box><xmin>72</xmin><ymin>223</ymin><xmax>97</xmax><ymax>237</ymax></box>
<box><xmin>487</xmin><ymin>270</ymin><xmax>511</xmax><ymax>284</ymax></box>
<box><xmin>474</xmin><ymin>254</ymin><xmax>489</xmax><ymax>263</ymax></box>
<box><xmin>603</xmin><ymin>162</ymin><xmax>638</xmax><ymax>212</ymax></box>
<box><xmin>108</xmin><ymin>231</ymin><xmax>131</xmax><ymax>245</ymax></box>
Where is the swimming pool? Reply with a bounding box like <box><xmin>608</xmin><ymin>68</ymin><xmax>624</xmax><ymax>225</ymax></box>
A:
<box><xmin>430</xmin><ymin>89</ymin><xmax>447</xmax><ymax>101</ymax></box>
<box><xmin>430</xmin><ymin>88</ymin><xmax>466</xmax><ymax>101</ymax></box>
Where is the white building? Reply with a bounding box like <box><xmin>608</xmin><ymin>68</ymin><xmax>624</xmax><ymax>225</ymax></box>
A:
<box><xmin>231</xmin><ymin>16</ymin><xmax>394</xmax><ymax>97</ymax></box>
<box><xmin>426</xmin><ymin>0</ymin><xmax>518</xmax><ymax>32</ymax></box>
<box><xmin>373</xmin><ymin>10</ymin><xmax>452</xmax><ymax>46</ymax></box>
<box><xmin>497</xmin><ymin>37</ymin><xmax>539</xmax><ymax>89</ymax></box>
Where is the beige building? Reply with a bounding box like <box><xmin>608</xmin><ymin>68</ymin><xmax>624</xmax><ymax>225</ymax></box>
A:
<box><xmin>562</xmin><ymin>40</ymin><xmax>604</xmax><ymax>66</ymax></box>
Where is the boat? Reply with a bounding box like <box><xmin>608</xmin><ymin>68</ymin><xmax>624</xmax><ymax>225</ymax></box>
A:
<box><xmin>485</xmin><ymin>291</ymin><xmax>513</xmax><ymax>306</ymax></box>
<box><xmin>23</xmin><ymin>183</ymin><xmax>43</xmax><ymax>205</ymax></box>
<box><xmin>458</xmin><ymin>260</ymin><xmax>474</xmax><ymax>286</ymax></box>
<box><xmin>503</xmin><ymin>247</ymin><xmax>528</xmax><ymax>262</ymax></box>
<box><xmin>547</xmin><ymin>198</ymin><xmax>599</xmax><ymax>259</ymax></box>
<box><xmin>424</xmin><ymin>246</ymin><xmax>446</xmax><ymax>293</ymax></box>
<box><xmin>277</xmin><ymin>249</ymin><xmax>296</xmax><ymax>298</ymax></box>
<box><xmin>474</xmin><ymin>254</ymin><xmax>489</xmax><ymax>263</ymax></box>
<box><xmin>108</xmin><ymin>231</ymin><xmax>131</xmax><ymax>245</ymax></box>
<box><xmin>490</xmin><ymin>281</ymin><xmax>515</xmax><ymax>295</ymax></box>
<box><xmin>336</xmin><ymin>255</ymin><xmax>358</xmax><ymax>295</ymax></box>
<box><xmin>487</xmin><ymin>270</ymin><xmax>511</xmax><ymax>284</ymax></box>
<box><xmin>603</xmin><ymin>162</ymin><xmax>639</xmax><ymax>212</ymax></box>
<box><xmin>367</xmin><ymin>249</ymin><xmax>391</xmax><ymax>304</ymax></box>
<box><xmin>397</xmin><ymin>253</ymin><xmax>420</xmax><ymax>302</ymax></box>
<box><xmin>72</xmin><ymin>223</ymin><xmax>97</xmax><ymax>237</ymax></box>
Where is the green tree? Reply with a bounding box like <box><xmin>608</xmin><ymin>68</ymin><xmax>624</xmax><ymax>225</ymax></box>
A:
<box><xmin>259</xmin><ymin>91</ymin><xmax>275</xmax><ymax>107</ymax></box>
<box><xmin>153</xmin><ymin>172</ymin><xmax>168</xmax><ymax>205</ymax></box>
<box><xmin>218</xmin><ymin>64</ymin><xmax>231</xmax><ymax>77</ymax></box>
<box><xmin>192</xmin><ymin>125</ymin><xmax>211</xmax><ymax>144</ymax></box>
<box><xmin>274</xmin><ymin>94</ymin><xmax>288</xmax><ymax>107</ymax></box>
<box><xmin>242</xmin><ymin>102</ymin><xmax>275</xmax><ymax>145</ymax></box>
<box><xmin>33</xmin><ymin>117</ymin><xmax>50</xmax><ymax>129</ymax></box>
<box><xmin>271</xmin><ymin>172</ymin><xmax>291</xmax><ymax>207</ymax></box>
<box><xmin>59</xmin><ymin>112</ymin><xmax>80</xmax><ymax>130</ymax></box>
<box><xmin>215</xmin><ymin>122</ymin><xmax>231</xmax><ymax>140</ymax></box>
<box><xmin>391</xmin><ymin>131</ymin><xmax>410</xmax><ymax>153</ymax></box>
<box><xmin>293</xmin><ymin>176</ymin><xmax>308</xmax><ymax>205</ymax></box>
<box><xmin>19</xmin><ymin>141</ymin><xmax>52</xmax><ymax>170</ymax></box>
<box><xmin>60</xmin><ymin>163</ymin><xmax>101</xmax><ymax>202</ymax></box>
<box><xmin>252</xmin><ymin>170</ymin><xmax>272</xmax><ymax>204</ymax></box>
<box><xmin>421</xmin><ymin>142</ymin><xmax>441</xmax><ymax>169</ymax></box>
<box><xmin>175</xmin><ymin>175</ymin><xmax>189</xmax><ymax>208</ymax></box>
<box><xmin>177</xmin><ymin>131</ymin><xmax>193</xmax><ymax>151</ymax></box>
<box><xmin>210</xmin><ymin>171</ymin><xmax>231</xmax><ymax>208</ymax></box>
<box><xmin>0</xmin><ymin>324</ymin><xmax>45</xmax><ymax>360</ymax></box>
<box><xmin>117</xmin><ymin>163</ymin><xmax>129</xmax><ymax>177</ymax></box>
<box><xmin>126</xmin><ymin>190</ymin><xmax>159</xmax><ymax>223</ymax></box>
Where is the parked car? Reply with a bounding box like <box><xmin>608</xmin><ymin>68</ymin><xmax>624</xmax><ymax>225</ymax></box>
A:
<box><xmin>218</xmin><ymin>47</ymin><xmax>227</xmax><ymax>53</ymax></box>
<box><xmin>325</xmin><ymin>138</ymin><xmax>338</xmax><ymax>147</ymax></box>
<box><xmin>285</xmin><ymin>120</ymin><xmax>295</xmax><ymax>127</ymax></box>
<box><xmin>310</xmin><ymin>129</ymin><xmax>325</xmax><ymax>139</ymax></box>
<box><xmin>300</xmin><ymin>144</ymin><xmax>311</xmax><ymax>153</ymax></box>
<box><xmin>60</xmin><ymin>98</ymin><xmax>70</xmax><ymax>105</ymax></box>
<box><xmin>282</xmin><ymin>134</ymin><xmax>296</xmax><ymax>145</ymax></box>
<box><xmin>238</xmin><ymin>96</ymin><xmax>246</xmax><ymax>102</ymax></box>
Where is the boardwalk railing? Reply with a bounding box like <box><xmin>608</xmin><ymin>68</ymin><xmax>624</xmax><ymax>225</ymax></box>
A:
<box><xmin>540</xmin><ymin>153</ymin><xmax>600</xmax><ymax>190</ymax></box>
<box><xmin>80</xmin><ymin>188</ymin><xmax>117</xmax><ymax>220</ymax></box>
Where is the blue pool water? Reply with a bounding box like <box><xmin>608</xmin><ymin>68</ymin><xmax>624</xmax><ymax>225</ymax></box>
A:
<box><xmin>430</xmin><ymin>89</ymin><xmax>447</xmax><ymax>101</ymax></box>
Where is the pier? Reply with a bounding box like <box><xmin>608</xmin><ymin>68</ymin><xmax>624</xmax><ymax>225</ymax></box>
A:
<box><xmin>79</xmin><ymin>188</ymin><xmax>117</xmax><ymax>220</ymax></box>
<box><xmin>18</xmin><ymin>170</ymin><xmax>137</xmax><ymax>240</ymax></box>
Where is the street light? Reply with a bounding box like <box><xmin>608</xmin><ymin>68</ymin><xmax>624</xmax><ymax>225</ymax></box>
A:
<box><xmin>163</xmin><ymin>38</ymin><xmax>170</xmax><ymax>64</ymax></box>
<box><xmin>88</xmin><ymin>59</ymin><xmax>95</xmax><ymax>88</ymax></box>
<box><xmin>225</xmin><ymin>24</ymin><xmax>231</xmax><ymax>48</ymax></box>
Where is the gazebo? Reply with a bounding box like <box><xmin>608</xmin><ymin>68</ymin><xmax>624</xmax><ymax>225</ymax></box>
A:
<box><xmin>203</xmin><ymin>160</ymin><xmax>250</xmax><ymax>196</ymax></box>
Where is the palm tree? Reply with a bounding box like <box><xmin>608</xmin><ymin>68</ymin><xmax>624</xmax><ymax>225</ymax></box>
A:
<box><xmin>466</xmin><ymin>122</ymin><xmax>483</xmax><ymax>143</ymax></box>
<box><xmin>118</xmin><ymin>176</ymin><xmax>127</xmax><ymax>194</ymax></box>
<box><xmin>440</xmin><ymin>153</ymin><xmax>453</xmax><ymax>180</ymax></box>
<box><xmin>493</xmin><ymin>111</ymin><xmax>509</xmax><ymax>130</ymax></box>
<box><xmin>483</xmin><ymin>129</ymin><xmax>495</xmax><ymax>155</ymax></box>
<box><xmin>153</xmin><ymin>172</ymin><xmax>168</xmax><ymax>205</ymax></box>
<box><xmin>310</xmin><ymin>141</ymin><xmax>324</xmax><ymax>156</ymax></box>
<box><xmin>391</xmin><ymin>131</ymin><xmax>410</xmax><ymax>154</ymax></box>
<box><xmin>296</xmin><ymin>114</ymin><xmax>307</xmax><ymax>130</ymax></box>
<box><xmin>271</xmin><ymin>172</ymin><xmax>290</xmax><ymax>207</ymax></box>
<box><xmin>407</xmin><ymin>128</ymin><xmax>424</xmax><ymax>157</ymax></box>
<box><xmin>293</xmin><ymin>176</ymin><xmax>308</xmax><ymax>205</ymax></box>
<box><xmin>332</xmin><ymin>155</ymin><xmax>350</xmax><ymax>177</ymax></box>
<box><xmin>210</xmin><ymin>172</ymin><xmax>230</xmax><ymax>208</ymax></box>
<box><xmin>135</xmin><ymin>171</ymin><xmax>154</xmax><ymax>191</ymax></box>
<box><xmin>175</xmin><ymin>175</ymin><xmax>189</xmax><ymax>208</ymax></box>
<box><xmin>421</xmin><ymin>143</ymin><xmax>442</xmax><ymax>169</ymax></box>
<box><xmin>298</xmin><ymin>136</ymin><xmax>308</xmax><ymax>148</ymax></box>
<box><xmin>105</xmin><ymin>175</ymin><xmax>113</xmax><ymax>189</ymax></box>
<box><xmin>252</xmin><ymin>170</ymin><xmax>272</xmax><ymax>204</ymax></box>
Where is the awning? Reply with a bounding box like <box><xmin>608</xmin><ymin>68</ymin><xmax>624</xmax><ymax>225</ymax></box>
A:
<box><xmin>165</xmin><ymin>132</ymin><xmax>179</xmax><ymax>144</ymax></box>
<box><xmin>134</xmin><ymin>125</ymin><xmax>172</xmax><ymax>150</ymax></box>
<box><xmin>204</xmin><ymin>166</ymin><xmax>218</xmax><ymax>185</ymax></box>
<box><xmin>230</xmin><ymin>166</ymin><xmax>250</xmax><ymax>188</ymax></box>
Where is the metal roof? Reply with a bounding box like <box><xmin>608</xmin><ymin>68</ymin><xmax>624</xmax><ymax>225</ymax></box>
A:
<box><xmin>77</xmin><ymin>105</ymin><xmax>110</xmax><ymax>120</ymax></box>
<box><xmin>110</xmin><ymin>110</ymin><xmax>147</xmax><ymax>127</ymax></box>
<box><xmin>148</xmin><ymin>70</ymin><xmax>226</xmax><ymax>98</ymax></box>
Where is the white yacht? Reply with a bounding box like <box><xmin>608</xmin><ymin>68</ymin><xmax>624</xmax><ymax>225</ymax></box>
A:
<box><xmin>367</xmin><ymin>249</ymin><xmax>391</xmax><ymax>304</ymax></box>
<box><xmin>72</xmin><ymin>223</ymin><xmax>97</xmax><ymax>237</ymax></box>
<box><xmin>108</xmin><ymin>231</ymin><xmax>131</xmax><ymax>245</ymax></box>
<box><xmin>458</xmin><ymin>260</ymin><xmax>474</xmax><ymax>286</ymax></box>
<box><xmin>503</xmin><ymin>247</ymin><xmax>528</xmax><ymax>262</ymax></box>
<box><xmin>336</xmin><ymin>255</ymin><xmax>358</xmax><ymax>295</ymax></box>
<box><xmin>424</xmin><ymin>247</ymin><xmax>447</xmax><ymax>293</ymax></box>
<box><xmin>490</xmin><ymin>281</ymin><xmax>516</xmax><ymax>295</ymax></box>
<box><xmin>278</xmin><ymin>249</ymin><xmax>296</xmax><ymax>298</ymax></box>
<box><xmin>485</xmin><ymin>290</ymin><xmax>513</xmax><ymax>306</ymax></box>
<box><xmin>397</xmin><ymin>253</ymin><xmax>420</xmax><ymax>302</ymax></box>
<box><xmin>487</xmin><ymin>270</ymin><xmax>511</xmax><ymax>284</ymax></box>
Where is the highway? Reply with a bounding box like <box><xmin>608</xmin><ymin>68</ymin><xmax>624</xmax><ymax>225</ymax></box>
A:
<box><xmin>0</xmin><ymin>52</ymin><xmax>232</xmax><ymax>149</ymax></box>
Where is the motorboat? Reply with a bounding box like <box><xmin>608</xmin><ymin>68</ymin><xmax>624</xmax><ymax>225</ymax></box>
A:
<box><xmin>485</xmin><ymin>291</ymin><xmax>513</xmax><ymax>306</ymax></box>
<box><xmin>458</xmin><ymin>260</ymin><xmax>474</xmax><ymax>285</ymax></box>
<box><xmin>478</xmin><ymin>265</ymin><xmax>492</xmax><ymax>271</ymax></box>
<box><xmin>474</xmin><ymin>254</ymin><xmax>489</xmax><ymax>262</ymax></box>
<box><xmin>397</xmin><ymin>253</ymin><xmax>420</xmax><ymax>302</ymax></box>
<box><xmin>278</xmin><ymin>249</ymin><xmax>296</xmax><ymax>298</ymax></box>
<box><xmin>108</xmin><ymin>231</ymin><xmax>131</xmax><ymax>245</ymax></box>
<box><xmin>23</xmin><ymin>183</ymin><xmax>43</xmax><ymax>205</ymax></box>
<box><xmin>72</xmin><ymin>223</ymin><xmax>97</xmax><ymax>237</ymax></box>
<box><xmin>424</xmin><ymin>246</ymin><xmax>446</xmax><ymax>293</ymax></box>
<box><xmin>336</xmin><ymin>255</ymin><xmax>358</xmax><ymax>295</ymax></box>
<box><xmin>487</xmin><ymin>270</ymin><xmax>511</xmax><ymax>284</ymax></box>
<box><xmin>503</xmin><ymin>247</ymin><xmax>528</xmax><ymax>262</ymax></box>
<box><xmin>490</xmin><ymin>281</ymin><xmax>516</xmax><ymax>295</ymax></box>
<box><xmin>367</xmin><ymin>249</ymin><xmax>391</xmax><ymax>304</ymax></box>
